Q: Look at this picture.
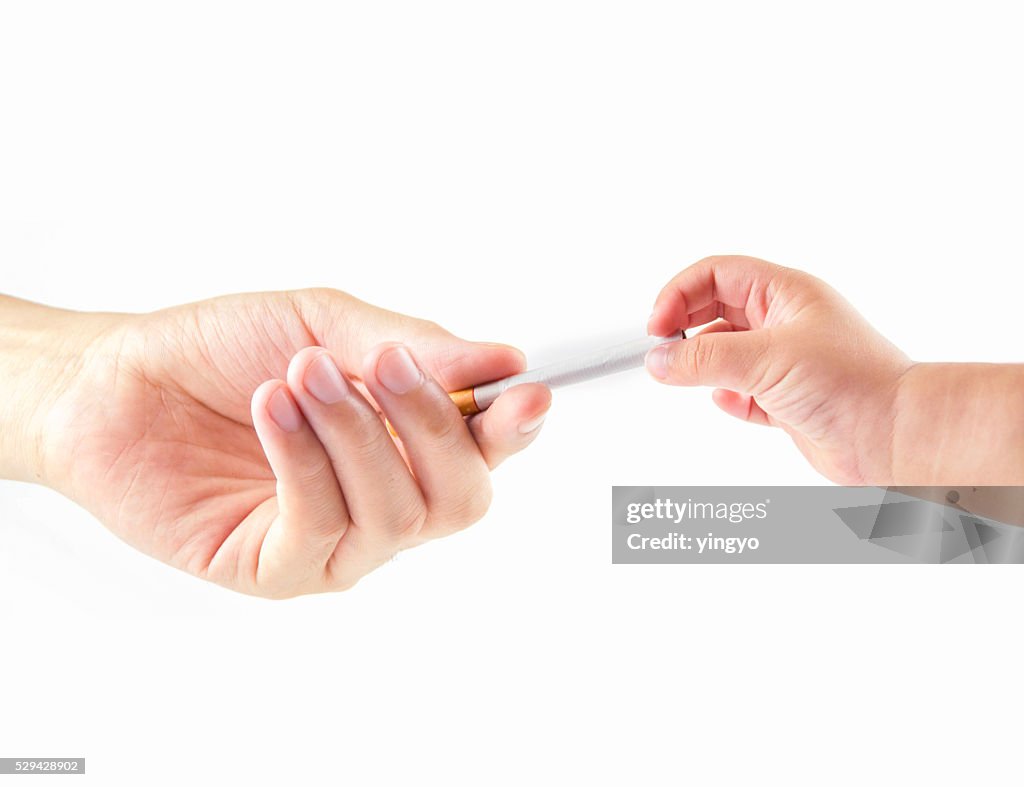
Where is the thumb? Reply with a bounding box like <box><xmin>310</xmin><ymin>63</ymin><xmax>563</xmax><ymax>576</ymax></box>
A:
<box><xmin>394</xmin><ymin>336</ymin><xmax>527</xmax><ymax>393</ymax></box>
<box><xmin>645</xmin><ymin>328</ymin><xmax>775</xmax><ymax>394</ymax></box>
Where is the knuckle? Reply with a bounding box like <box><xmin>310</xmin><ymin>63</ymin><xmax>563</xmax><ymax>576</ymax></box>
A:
<box><xmin>303</xmin><ymin>509</ymin><xmax>347</xmax><ymax>540</ymax></box>
<box><xmin>671</xmin><ymin>336</ymin><xmax>714</xmax><ymax>382</ymax></box>
<box><xmin>328</xmin><ymin>403</ymin><xmax>392</xmax><ymax>457</ymax></box>
<box><xmin>692</xmin><ymin>336</ymin><xmax>716</xmax><ymax>378</ymax></box>
<box><xmin>296</xmin><ymin>286</ymin><xmax>347</xmax><ymax>305</ymax></box>
<box><xmin>347</xmin><ymin>419</ymin><xmax>394</xmax><ymax>463</ymax></box>
<box><xmin>289</xmin><ymin>455</ymin><xmax>334</xmax><ymax>488</ymax></box>
<box><xmin>418</xmin><ymin>406</ymin><xmax>465</xmax><ymax>448</ymax></box>
<box><xmin>289</xmin><ymin>287</ymin><xmax>348</xmax><ymax>321</ymax></box>
<box><xmin>446</xmin><ymin>483</ymin><xmax>493</xmax><ymax>530</ymax></box>
<box><xmin>744</xmin><ymin>350</ymin><xmax>780</xmax><ymax>396</ymax></box>
<box><xmin>326</xmin><ymin>572</ymin><xmax>361</xmax><ymax>593</ymax></box>
<box><xmin>779</xmin><ymin>265</ymin><xmax>827</xmax><ymax>298</ymax></box>
<box><xmin>395</xmin><ymin>506</ymin><xmax>429</xmax><ymax>540</ymax></box>
<box><xmin>663</xmin><ymin>342</ymin><xmax>686</xmax><ymax>380</ymax></box>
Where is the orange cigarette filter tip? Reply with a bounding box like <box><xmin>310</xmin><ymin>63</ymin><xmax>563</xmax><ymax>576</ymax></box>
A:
<box><xmin>449</xmin><ymin>387</ymin><xmax>481</xmax><ymax>417</ymax></box>
<box><xmin>387</xmin><ymin>388</ymin><xmax>479</xmax><ymax>437</ymax></box>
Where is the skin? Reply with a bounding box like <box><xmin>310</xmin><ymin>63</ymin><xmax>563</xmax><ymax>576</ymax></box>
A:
<box><xmin>5</xmin><ymin>257</ymin><xmax>1021</xmax><ymax>597</ymax></box>
<box><xmin>0</xmin><ymin>290</ymin><xmax>550</xmax><ymax>598</ymax></box>
<box><xmin>645</xmin><ymin>256</ymin><xmax>1024</xmax><ymax>485</ymax></box>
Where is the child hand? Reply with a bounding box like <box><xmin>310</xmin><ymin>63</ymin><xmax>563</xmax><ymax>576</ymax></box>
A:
<box><xmin>646</xmin><ymin>256</ymin><xmax>913</xmax><ymax>484</ymax></box>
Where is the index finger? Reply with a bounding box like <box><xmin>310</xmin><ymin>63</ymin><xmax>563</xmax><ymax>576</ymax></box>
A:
<box><xmin>647</xmin><ymin>255</ymin><xmax>789</xmax><ymax>336</ymax></box>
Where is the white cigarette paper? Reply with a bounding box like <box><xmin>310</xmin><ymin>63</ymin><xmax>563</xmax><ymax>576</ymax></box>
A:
<box><xmin>472</xmin><ymin>331</ymin><xmax>684</xmax><ymax>410</ymax></box>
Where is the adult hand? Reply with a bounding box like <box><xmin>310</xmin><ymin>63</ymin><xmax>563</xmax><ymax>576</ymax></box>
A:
<box><xmin>2</xmin><ymin>290</ymin><xmax>550</xmax><ymax>597</ymax></box>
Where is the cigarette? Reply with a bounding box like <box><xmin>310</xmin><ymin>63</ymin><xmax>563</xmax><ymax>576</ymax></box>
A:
<box><xmin>450</xmin><ymin>331</ymin><xmax>686</xmax><ymax>415</ymax></box>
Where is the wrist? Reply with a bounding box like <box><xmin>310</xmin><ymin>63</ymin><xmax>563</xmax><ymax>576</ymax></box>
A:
<box><xmin>0</xmin><ymin>296</ymin><xmax>115</xmax><ymax>485</ymax></box>
<box><xmin>891</xmin><ymin>361</ymin><xmax>1024</xmax><ymax>484</ymax></box>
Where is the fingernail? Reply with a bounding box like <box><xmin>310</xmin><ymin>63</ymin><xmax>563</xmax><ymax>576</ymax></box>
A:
<box><xmin>304</xmin><ymin>352</ymin><xmax>349</xmax><ymax>404</ymax></box>
<box><xmin>646</xmin><ymin>346</ymin><xmax>669</xmax><ymax>380</ymax></box>
<box><xmin>267</xmin><ymin>386</ymin><xmax>303</xmax><ymax>432</ymax></box>
<box><xmin>377</xmin><ymin>345</ymin><xmax>424</xmax><ymax>395</ymax></box>
<box><xmin>518</xmin><ymin>413</ymin><xmax>547</xmax><ymax>434</ymax></box>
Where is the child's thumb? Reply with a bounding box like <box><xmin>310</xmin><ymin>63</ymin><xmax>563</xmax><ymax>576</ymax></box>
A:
<box><xmin>645</xmin><ymin>327</ymin><xmax>774</xmax><ymax>394</ymax></box>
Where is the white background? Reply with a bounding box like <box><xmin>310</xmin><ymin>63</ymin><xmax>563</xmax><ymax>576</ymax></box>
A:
<box><xmin>1</xmin><ymin>2</ymin><xmax>1022</xmax><ymax>784</ymax></box>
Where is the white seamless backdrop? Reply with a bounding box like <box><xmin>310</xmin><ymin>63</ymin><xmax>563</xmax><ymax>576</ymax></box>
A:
<box><xmin>1</xmin><ymin>2</ymin><xmax>1021</xmax><ymax>785</ymax></box>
